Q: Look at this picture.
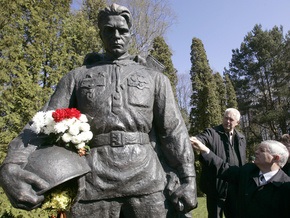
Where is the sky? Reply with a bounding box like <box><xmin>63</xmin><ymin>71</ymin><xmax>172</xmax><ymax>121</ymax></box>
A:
<box><xmin>165</xmin><ymin>0</ymin><xmax>290</xmax><ymax>75</ymax></box>
<box><xmin>72</xmin><ymin>0</ymin><xmax>290</xmax><ymax>75</ymax></box>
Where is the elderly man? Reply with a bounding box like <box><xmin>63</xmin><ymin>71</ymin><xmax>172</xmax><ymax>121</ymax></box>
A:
<box><xmin>191</xmin><ymin>138</ymin><xmax>290</xmax><ymax>218</ymax></box>
<box><xmin>0</xmin><ymin>3</ymin><xmax>197</xmax><ymax>218</ymax></box>
<box><xmin>194</xmin><ymin>108</ymin><xmax>246</xmax><ymax>218</ymax></box>
<box><xmin>281</xmin><ymin>134</ymin><xmax>290</xmax><ymax>176</ymax></box>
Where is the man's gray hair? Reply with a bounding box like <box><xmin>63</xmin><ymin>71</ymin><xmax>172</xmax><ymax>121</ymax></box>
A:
<box><xmin>98</xmin><ymin>3</ymin><xmax>132</xmax><ymax>30</ymax></box>
<box><xmin>262</xmin><ymin>140</ymin><xmax>289</xmax><ymax>168</ymax></box>
<box><xmin>224</xmin><ymin>108</ymin><xmax>241</xmax><ymax>121</ymax></box>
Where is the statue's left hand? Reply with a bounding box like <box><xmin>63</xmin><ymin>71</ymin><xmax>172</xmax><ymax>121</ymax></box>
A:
<box><xmin>0</xmin><ymin>163</ymin><xmax>49</xmax><ymax>210</ymax></box>
<box><xmin>170</xmin><ymin>176</ymin><xmax>198</xmax><ymax>213</ymax></box>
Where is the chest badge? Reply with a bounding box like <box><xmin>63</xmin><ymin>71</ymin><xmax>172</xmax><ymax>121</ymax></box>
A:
<box><xmin>128</xmin><ymin>74</ymin><xmax>149</xmax><ymax>90</ymax></box>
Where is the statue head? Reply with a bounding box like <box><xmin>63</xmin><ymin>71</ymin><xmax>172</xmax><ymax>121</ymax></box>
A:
<box><xmin>98</xmin><ymin>4</ymin><xmax>132</xmax><ymax>59</ymax></box>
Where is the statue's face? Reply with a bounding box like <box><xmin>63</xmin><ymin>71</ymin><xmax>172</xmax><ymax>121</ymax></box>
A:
<box><xmin>100</xmin><ymin>15</ymin><xmax>131</xmax><ymax>58</ymax></box>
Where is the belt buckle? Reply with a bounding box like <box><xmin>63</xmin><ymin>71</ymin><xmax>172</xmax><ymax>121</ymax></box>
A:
<box><xmin>111</xmin><ymin>131</ymin><xmax>123</xmax><ymax>147</ymax></box>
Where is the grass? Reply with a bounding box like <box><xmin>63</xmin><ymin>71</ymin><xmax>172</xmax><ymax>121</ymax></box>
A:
<box><xmin>191</xmin><ymin>197</ymin><xmax>208</xmax><ymax>218</ymax></box>
<box><xmin>0</xmin><ymin>190</ymin><xmax>208</xmax><ymax>218</ymax></box>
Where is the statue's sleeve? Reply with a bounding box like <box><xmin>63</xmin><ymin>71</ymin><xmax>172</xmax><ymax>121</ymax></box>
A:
<box><xmin>2</xmin><ymin>125</ymin><xmax>38</xmax><ymax>167</ymax></box>
<box><xmin>2</xmin><ymin>70</ymin><xmax>77</xmax><ymax>167</ymax></box>
<box><xmin>153</xmin><ymin>73</ymin><xmax>196</xmax><ymax>179</ymax></box>
<box><xmin>46</xmin><ymin>69</ymin><xmax>77</xmax><ymax>110</ymax></box>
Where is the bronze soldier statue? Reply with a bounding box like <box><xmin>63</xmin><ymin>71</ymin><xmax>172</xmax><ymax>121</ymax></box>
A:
<box><xmin>0</xmin><ymin>4</ymin><xmax>197</xmax><ymax>217</ymax></box>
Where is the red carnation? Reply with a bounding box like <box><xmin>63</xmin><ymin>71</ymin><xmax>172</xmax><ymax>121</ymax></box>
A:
<box><xmin>66</xmin><ymin>108</ymin><xmax>81</xmax><ymax>119</ymax></box>
<box><xmin>52</xmin><ymin>108</ymin><xmax>81</xmax><ymax>122</ymax></box>
<box><xmin>52</xmin><ymin>109</ymin><xmax>67</xmax><ymax>122</ymax></box>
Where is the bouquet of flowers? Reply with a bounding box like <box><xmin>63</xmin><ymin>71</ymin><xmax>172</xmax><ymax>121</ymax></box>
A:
<box><xmin>30</xmin><ymin>108</ymin><xmax>93</xmax><ymax>156</ymax></box>
<box><xmin>30</xmin><ymin>108</ymin><xmax>93</xmax><ymax>217</ymax></box>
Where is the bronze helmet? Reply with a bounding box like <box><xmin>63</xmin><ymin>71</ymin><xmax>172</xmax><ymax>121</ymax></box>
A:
<box><xmin>24</xmin><ymin>145</ymin><xmax>91</xmax><ymax>194</ymax></box>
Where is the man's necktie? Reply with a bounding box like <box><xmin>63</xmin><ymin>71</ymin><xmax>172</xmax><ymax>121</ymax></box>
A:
<box><xmin>229</xmin><ymin>132</ymin><xmax>233</xmax><ymax>145</ymax></box>
<box><xmin>259</xmin><ymin>174</ymin><xmax>266</xmax><ymax>185</ymax></box>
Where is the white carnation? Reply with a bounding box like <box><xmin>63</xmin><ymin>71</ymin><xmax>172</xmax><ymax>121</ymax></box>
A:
<box><xmin>54</xmin><ymin>122</ymin><xmax>69</xmax><ymax>133</ymax></box>
<box><xmin>43</xmin><ymin>124</ymin><xmax>56</xmax><ymax>135</ymax></box>
<box><xmin>71</xmin><ymin>135</ymin><xmax>82</xmax><ymax>144</ymax></box>
<box><xmin>30</xmin><ymin>122</ymin><xmax>42</xmax><ymax>134</ymax></box>
<box><xmin>63</xmin><ymin>117</ymin><xmax>77</xmax><ymax>126</ymax></box>
<box><xmin>68</xmin><ymin>122</ymin><xmax>80</xmax><ymax>136</ymax></box>
<box><xmin>44</xmin><ymin>111</ymin><xmax>55</xmax><ymax>126</ymax></box>
<box><xmin>30</xmin><ymin>125</ymin><xmax>40</xmax><ymax>134</ymax></box>
<box><xmin>79</xmin><ymin>123</ymin><xmax>90</xmax><ymax>132</ymax></box>
<box><xmin>79</xmin><ymin>131</ymin><xmax>93</xmax><ymax>141</ymax></box>
<box><xmin>79</xmin><ymin>114</ymin><xmax>88</xmax><ymax>123</ymax></box>
<box><xmin>31</xmin><ymin>111</ymin><xmax>47</xmax><ymax>133</ymax></box>
<box><xmin>32</xmin><ymin>111</ymin><xmax>46</xmax><ymax>125</ymax></box>
<box><xmin>62</xmin><ymin>133</ymin><xmax>73</xmax><ymax>143</ymax></box>
<box><xmin>76</xmin><ymin>142</ymin><xmax>86</xmax><ymax>149</ymax></box>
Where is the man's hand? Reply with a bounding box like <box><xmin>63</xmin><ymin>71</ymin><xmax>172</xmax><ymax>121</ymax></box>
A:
<box><xmin>190</xmin><ymin>137</ymin><xmax>210</xmax><ymax>154</ymax></box>
<box><xmin>170</xmin><ymin>176</ymin><xmax>198</xmax><ymax>213</ymax></box>
<box><xmin>0</xmin><ymin>164</ymin><xmax>49</xmax><ymax>210</ymax></box>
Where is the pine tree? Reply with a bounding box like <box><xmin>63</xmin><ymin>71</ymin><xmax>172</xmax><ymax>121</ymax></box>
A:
<box><xmin>0</xmin><ymin>0</ymin><xmax>104</xmax><ymax>144</ymax></box>
<box><xmin>0</xmin><ymin>0</ymin><xmax>72</xmax><ymax>143</ymax></box>
<box><xmin>227</xmin><ymin>24</ymin><xmax>290</xmax><ymax>141</ymax></box>
<box><xmin>62</xmin><ymin>2</ymin><xmax>105</xmax><ymax>67</ymax></box>
<box><xmin>213</xmin><ymin>72</ymin><xmax>227</xmax><ymax>116</ymax></box>
<box><xmin>150</xmin><ymin>36</ymin><xmax>177</xmax><ymax>96</ymax></box>
<box><xmin>189</xmin><ymin>38</ymin><xmax>221</xmax><ymax>135</ymax></box>
<box><xmin>224</xmin><ymin>74</ymin><xmax>238</xmax><ymax>108</ymax></box>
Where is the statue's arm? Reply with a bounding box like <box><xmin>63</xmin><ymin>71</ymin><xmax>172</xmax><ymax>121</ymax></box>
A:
<box><xmin>153</xmin><ymin>73</ymin><xmax>197</xmax><ymax>212</ymax></box>
<box><xmin>46</xmin><ymin>69</ymin><xmax>77</xmax><ymax>110</ymax></box>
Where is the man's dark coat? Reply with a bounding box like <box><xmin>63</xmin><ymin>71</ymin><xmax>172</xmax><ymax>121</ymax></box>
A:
<box><xmin>203</xmin><ymin>152</ymin><xmax>290</xmax><ymax>218</ymax></box>
<box><xmin>197</xmin><ymin>125</ymin><xmax>246</xmax><ymax>197</ymax></box>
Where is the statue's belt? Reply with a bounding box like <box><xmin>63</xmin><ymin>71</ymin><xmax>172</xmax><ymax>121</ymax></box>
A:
<box><xmin>90</xmin><ymin>131</ymin><xmax>150</xmax><ymax>147</ymax></box>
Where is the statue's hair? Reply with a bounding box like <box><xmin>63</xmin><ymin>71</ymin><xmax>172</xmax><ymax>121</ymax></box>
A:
<box><xmin>98</xmin><ymin>3</ymin><xmax>132</xmax><ymax>30</ymax></box>
<box><xmin>224</xmin><ymin>108</ymin><xmax>241</xmax><ymax>121</ymax></box>
<box><xmin>262</xmin><ymin>140</ymin><xmax>289</xmax><ymax>168</ymax></box>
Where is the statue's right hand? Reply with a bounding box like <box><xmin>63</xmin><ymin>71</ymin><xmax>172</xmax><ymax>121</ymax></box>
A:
<box><xmin>0</xmin><ymin>163</ymin><xmax>49</xmax><ymax>210</ymax></box>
